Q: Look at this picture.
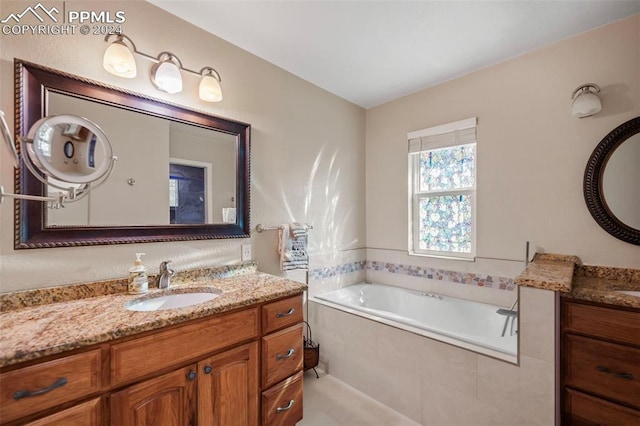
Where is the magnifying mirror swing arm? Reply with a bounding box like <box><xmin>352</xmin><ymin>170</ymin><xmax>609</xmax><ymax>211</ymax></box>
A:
<box><xmin>0</xmin><ymin>110</ymin><xmax>117</xmax><ymax>208</ymax></box>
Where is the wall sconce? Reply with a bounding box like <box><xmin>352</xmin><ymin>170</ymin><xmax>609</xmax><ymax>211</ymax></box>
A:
<box><xmin>571</xmin><ymin>83</ymin><xmax>601</xmax><ymax>118</ymax></box>
<box><xmin>103</xmin><ymin>34</ymin><xmax>223</xmax><ymax>102</ymax></box>
<box><xmin>151</xmin><ymin>53</ymin><xmax>183</xmax><ymax>94</ymax></box>
<box><xmin>102</xmin><ymin>35</ymin><xmax>136</xmax><ymax>78</ymax></box>
<box><xmin>199</xmin><ymin>67</ymin><xmax>223</xmax><ymax>102</ymax></box>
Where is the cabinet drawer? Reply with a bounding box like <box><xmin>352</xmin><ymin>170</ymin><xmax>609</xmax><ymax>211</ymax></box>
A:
<box><xmin>0</xmin><ymin>349</ymin><xmax>102</xmax><ymax>423</ymax></box>
<box><xmin>262</xmin><ymin>371</ymin><xmax>303</xmax><ymax>426</ymax></box>
<box><xmin>262</xmin><ymin>323</ymin><xmax>303</xmax><ymax>389</ymax></box>
<box><xmin>111</xmin><ymin>308</ymin><xmax>258</xmax><ymax>385</ymax></box>
<box><xmin>25</xmin><ymin>397</ymin><xmax>102</xmax><ymax>426</ymax></box>
<box><xmin>262</xmin><ymin>295</ymin><xmax>303</xmax><ymax>334</ymax></box>
<box><xmin>563</xmin><ymin>301</ymin><xmax>640</xmax><ymax>346</ymax></box>
<box><xmin>565</xmin><ymin>389</ymin><xmax>640</xmax><ymax>425</ymax></box>
<box><xmin>564</xmin><ymin>334</ymin><xmax>640</xmax><ymax>408</ymax></box>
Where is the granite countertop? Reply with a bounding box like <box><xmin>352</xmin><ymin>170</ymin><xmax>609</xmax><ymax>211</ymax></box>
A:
<box><xmin>514</xmin><ymin>253</ymin><xmax>580</xmax><ymax>293</ymax></box>
<box><xmin>515</xmin><ymin>254</ymin><xmax>640</xmax><ymax>309</ymax></box>
<box><xmin>0</xmin><ymin>269</ymin><xmax>307</xmax><ymax>368</ymax></box>
<box><xmin>565</xmin><ymin>265</ymin><xmax>640</xmax><ymax>309</ymax></box>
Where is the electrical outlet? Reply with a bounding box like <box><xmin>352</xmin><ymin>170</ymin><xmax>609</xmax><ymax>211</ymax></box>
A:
<box><xmin>241</xmin><ymin>244</ymin><xmax>252</xmax><ymax>261</ymax></box>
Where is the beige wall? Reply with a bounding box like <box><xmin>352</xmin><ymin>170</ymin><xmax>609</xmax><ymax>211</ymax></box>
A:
<box><xmin>1</xmin><ymin>3</ymin><xmax>637</xmax><ymax>295</ymax></box>
<box><xmin>47</xmin><ymin>92</ymin><xmax>171</xmax><ymax>226</ymax></box>
<box><xmin>366</xmin><ymin>14</ymin><xmax>640</xmax><ymax>271</ymax></box>
<box><xmin>0</xmin><ymin>1</ymin><xmax>366</xmax><ymax>291</ymax></box>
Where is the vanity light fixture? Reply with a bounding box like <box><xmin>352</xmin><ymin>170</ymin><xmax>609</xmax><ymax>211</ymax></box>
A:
<box><xmin>102</xmin><ymin>34</ymin><xmax>137</xmax><ymax>78</ymax></box>
<box><xmin>103</xmin><ymin>33</ymin><xmax>223</xmax><ymax>102</ymax></box>
<box><xmin>571</xmin><ymin>83</ymin><xmax>601</xmax><ymax>118</ymax></box>
<box><xmin>151</xmin><ymin>53</ymin><xmax>183</xmax><ymax>94</ymax></box>
<box><xmin>199</xmin><ymin>67</ymin><xmax>223</xmax><ymax>102</ymax></box>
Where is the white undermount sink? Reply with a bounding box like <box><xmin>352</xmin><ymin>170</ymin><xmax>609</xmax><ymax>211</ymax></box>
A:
<box><xmin>615</xmin><ymin>290</ymin><xmax>640</xmax><ymax>298</ymax></box>
<box><xmin>126</xmin><ymin>291</ymin><xmax>221</xmax><ymax>312</ymax></box>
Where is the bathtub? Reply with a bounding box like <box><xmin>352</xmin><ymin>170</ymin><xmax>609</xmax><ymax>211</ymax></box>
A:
<box><xmin>313</xmin><ymin>282</ymin><xmax>518</xmax><ymax>362</ymax></box>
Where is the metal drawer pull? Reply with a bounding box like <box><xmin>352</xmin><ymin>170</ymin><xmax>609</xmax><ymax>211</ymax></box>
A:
<box><xmin>276</xmin><ymin>348</ymin><xmax>295</xmax><ymax>361</ymax></box>
<box><xmin>276</xmin><ymin>399</ymin><xmax>295</xmax><ymax>413</ymax></box>
<box><xmin>276</xmin><ymin>308</ymin><xmax>295</xmax><ymax>318</ymax></box>
<box><xmin>596</xmin><ymin>365</ymin><xmax>634</xmax><ymax>380</ymax></box>
<box><xmin>13</xmin><ymin>377</ymin><xmax>68</xmax><ymax>400</ymax></box>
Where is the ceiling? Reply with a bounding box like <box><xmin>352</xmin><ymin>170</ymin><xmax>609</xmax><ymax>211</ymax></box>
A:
<box><xmin>149</xmin><ymin>1</ymin><xmax>640</xmax><ymax>109</ymax></box>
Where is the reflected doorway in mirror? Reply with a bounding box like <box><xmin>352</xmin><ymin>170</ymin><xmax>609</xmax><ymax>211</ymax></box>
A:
<box><xmin>169</xmin><ymin>160</ymin><xmax>212</xmax><ymax>224</ymax></box>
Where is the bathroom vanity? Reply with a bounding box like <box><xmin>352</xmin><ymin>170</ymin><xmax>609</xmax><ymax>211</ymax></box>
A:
<box><xmin>560</xmin><ymin>270</ymin><xmax>640</xmax><ymax>425</ymax></box>
<box><xmin>0</xmin><ymin>268</ymin><xmax>305</xmax><ymax>425</ymax></box>
<box><xmin>516</xmin><ymin>255</ymin><xmax>640</xmax><ymax>425</ymax></box>
<box><xmin>561</xmin><ymin>298</ymin><xmax>640</xmax><ymax>424</ymax></box>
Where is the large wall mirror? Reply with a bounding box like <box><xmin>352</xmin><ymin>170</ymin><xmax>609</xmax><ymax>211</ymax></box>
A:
<box><xmin>13</xmin><ymin>60</ymin><xmax>250</xmax><ymax>248</ymax></box>
<box><xmin>584</xmin><ymin>116</ymin><xmax>640</xmax><ymax>245</ymax></box>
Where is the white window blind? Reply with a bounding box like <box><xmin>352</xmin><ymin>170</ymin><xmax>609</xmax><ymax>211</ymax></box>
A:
<box><xmin>408</xmin><ymin>117</ymin><xmax>477</xmax><ymax>152</ymax></box>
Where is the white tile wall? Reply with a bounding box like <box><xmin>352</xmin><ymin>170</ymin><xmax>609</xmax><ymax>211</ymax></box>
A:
<box><xmin>307</xmin><ymin>249</ymin><xmax>367</xmax><ymax>298</ymax></box>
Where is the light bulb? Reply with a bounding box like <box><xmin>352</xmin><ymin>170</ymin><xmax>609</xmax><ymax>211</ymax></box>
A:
<box><xmin>199</xmin><ymin>74</ymin><xmax>223</xmax><ymax>102</ymax></box>
<box><xmin>151</xmin><ymin>60</ymin><xmax>182</xmax><ymax>94</ymax></box>
<box><xmin>103</xmin><ymin>40</ymin><xmax>136</xmax><ymax>78</ymax></box>
<box><xmin>572</xmin><ymin>91</ymin><xmax>602</xmax><ymax>118</ymax></box>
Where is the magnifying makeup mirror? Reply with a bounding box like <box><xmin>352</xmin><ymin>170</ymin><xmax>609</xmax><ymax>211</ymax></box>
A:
<box><xmin>0</xmin><ymin>110</ymin><xmax>117</xmax><ymax>207</ymax></box>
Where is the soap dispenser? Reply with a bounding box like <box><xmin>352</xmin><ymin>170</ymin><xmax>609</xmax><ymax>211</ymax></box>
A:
<box><xmin>128</xmin><ymin>253</ymin><xmax>149</xmax><ymax>294</ymax></box>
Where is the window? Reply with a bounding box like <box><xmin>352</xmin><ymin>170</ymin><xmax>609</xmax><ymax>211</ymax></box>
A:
<box><xmin>408</xmin><ymin>118</ymin><xmax>477</xmax><ymax>259</ymax></box>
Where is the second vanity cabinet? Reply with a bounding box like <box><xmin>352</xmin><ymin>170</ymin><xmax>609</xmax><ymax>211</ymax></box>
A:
<box><xmin>561</xmin><ymin>298</ymin><xmax>640</xmax><ymax>424</ymax></box>
<box><xmin>0</xmin><ymin>293</ymin><xmax>304</xmax><ymax>426</ymax></box>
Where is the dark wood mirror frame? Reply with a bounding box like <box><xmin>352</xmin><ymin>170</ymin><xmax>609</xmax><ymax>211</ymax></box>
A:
<box><xmin>584</xmin><ymin>115</ymin><xmax>640</xmax><ymax>246</ymax></box>
<box><xmin>13</xmin><ymin>59</ymin><xmax>250</xmax><ymax>249</ymax></box>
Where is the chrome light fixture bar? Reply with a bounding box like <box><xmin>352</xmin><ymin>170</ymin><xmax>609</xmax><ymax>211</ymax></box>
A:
<box><xmin>103</xmin><ymin>33</ymin><xmax>223</xmax><ymax>102</ymax></box>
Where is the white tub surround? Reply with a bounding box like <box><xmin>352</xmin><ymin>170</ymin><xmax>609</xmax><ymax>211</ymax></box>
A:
<box><xmin>310</xmin><ymin>284</ymin><xmax>556</xmax><ymax>425</ymax></box>
<box><xmin>314</xmin><ymin>283</ymin><xmax>517</xmax><ymax>362</ymax></box>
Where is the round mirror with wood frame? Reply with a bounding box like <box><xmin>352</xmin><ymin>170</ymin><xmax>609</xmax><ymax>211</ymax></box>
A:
<box><xmin>584</xmin><ymin>116</ymin><xmax>640</xmax><ymax>245</ymax></box>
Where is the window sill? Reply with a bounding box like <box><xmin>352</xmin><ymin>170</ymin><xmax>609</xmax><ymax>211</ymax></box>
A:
<box><xmin>408</xmin><ymin>251</ymin><xmax>476</xmax><ymax>262</ymax></box>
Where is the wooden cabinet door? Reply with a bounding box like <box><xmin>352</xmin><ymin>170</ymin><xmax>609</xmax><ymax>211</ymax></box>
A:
<box><xmin>198</xmin><ymin>342</ymin><xmax>259</xmax><ymax>426</ymax></box>
<box><xmin>110</xmin><ymin>365</ymin><xmax>197</xmax><ymax>426</ymax></box>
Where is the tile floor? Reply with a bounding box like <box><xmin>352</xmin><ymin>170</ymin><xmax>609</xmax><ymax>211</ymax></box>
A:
<box><xmin>299</xmin><ymin>369</ymin><xmax>420</xmax><ymax>426</ymax></box>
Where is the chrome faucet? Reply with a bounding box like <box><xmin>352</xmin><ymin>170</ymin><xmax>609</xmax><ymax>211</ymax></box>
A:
<box><xmin>497</xmin><ymin>298</ymin><xmax>519</xmax><ymax>337</ymax></box>
<box><xmin>158</xmin><ymin>260</ymin><xmax>175</xmax><ymax>289</ymax></box>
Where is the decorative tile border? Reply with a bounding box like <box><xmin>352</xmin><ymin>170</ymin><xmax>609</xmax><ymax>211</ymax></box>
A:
<box><xmin>309</xmin><ymin>259</ymin><xmax>515</xmax><ymax>291</ymax></box>
<box><xmin>309</xmin><ymin>260</ymin><xmax>366</xmax><ymax>280</ymax></box>
<box><xmin>367</xmin><ymin>260</ymin><xmax>515</xmax><ymax>291</ymax></box>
